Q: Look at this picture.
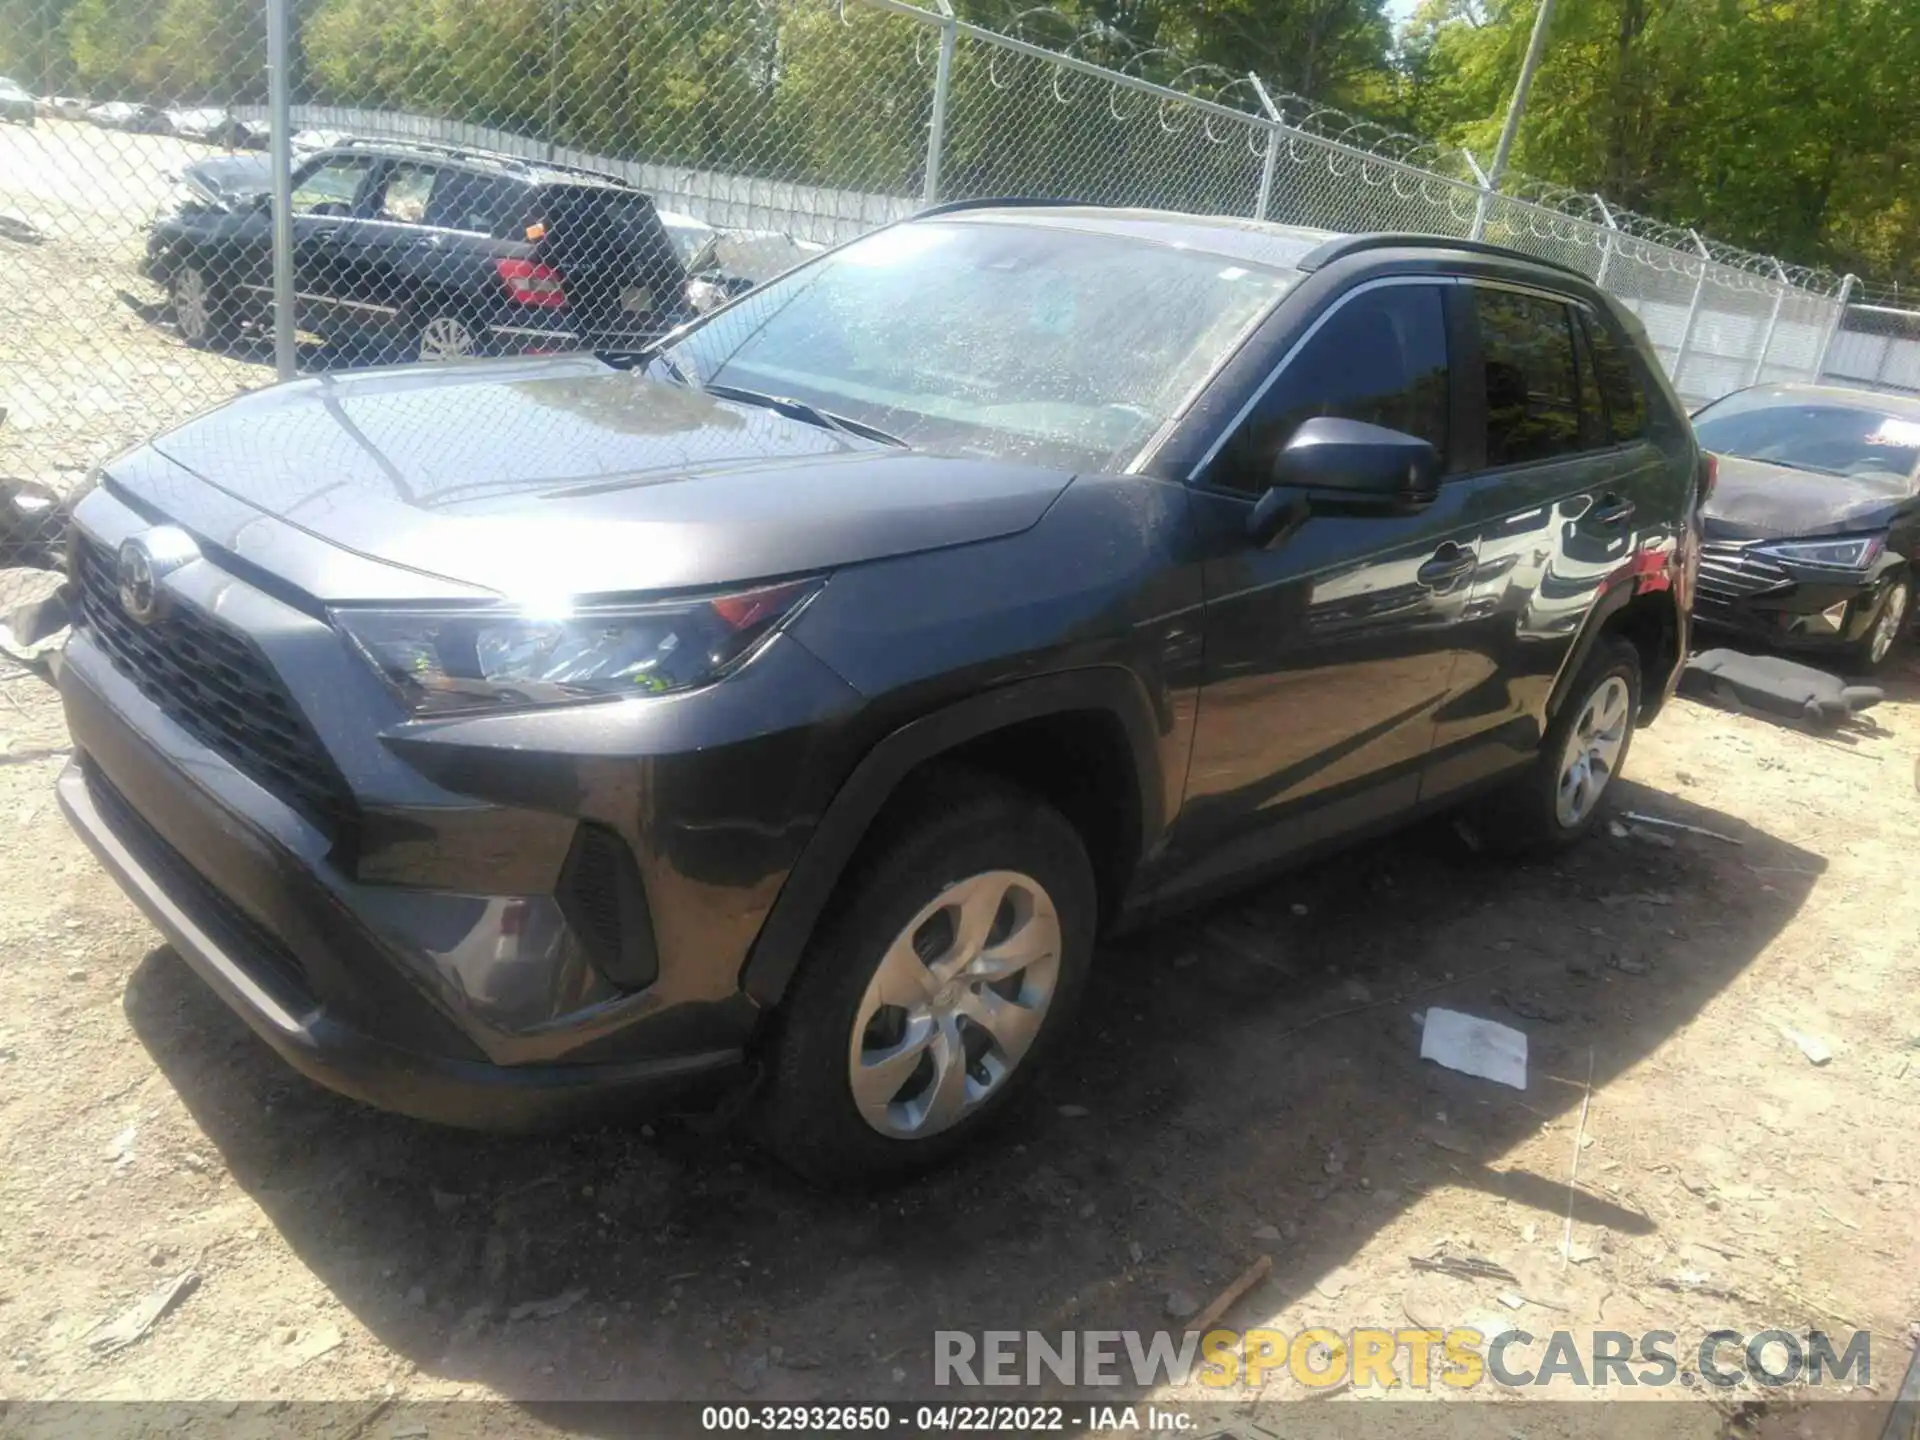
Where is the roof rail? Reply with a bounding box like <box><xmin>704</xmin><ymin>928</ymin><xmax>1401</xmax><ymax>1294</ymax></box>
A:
<box><xmin>326</xmin><ymin>135</ymin><xmax>532</xmax><ymax>169</ymax></box>
<box><xmin>321</xmin><ymin>136</ymin><xmax>636</xmax><ymax>189</ymax></box>
<box><xmin>1298</xmin><ymin>232</ymin><xmax>1590</xmax><ymax>281</ymax></box>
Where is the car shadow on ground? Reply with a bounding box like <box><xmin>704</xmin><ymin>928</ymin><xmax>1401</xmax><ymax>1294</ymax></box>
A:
<box><xmin>121</xmin><ymin>776</ymin><xmax>1823</xmax><ymax>1407</ymax></box>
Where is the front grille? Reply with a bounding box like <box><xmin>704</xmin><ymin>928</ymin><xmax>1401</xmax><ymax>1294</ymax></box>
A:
<box><xmin>72</xmin><ymin>535</ymin><xmax>357</xmax><ymax>840</ymax></box>
<box><xmin>1697</xmin><ymin>541</ymin><xmax>1795</xmax><ymax>609</ymax></box>
<box><xmin>85</xmin><ymin>762</ymin><xmax>312</xmax><ymax>1002</ymax></box>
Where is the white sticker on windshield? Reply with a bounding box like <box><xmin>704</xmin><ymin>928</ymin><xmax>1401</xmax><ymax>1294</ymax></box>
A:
<box><xmin>1867</xmin><ymin>417</ymin><xmax>1920</xmax><ymax>447</ymax></box>
<box><xmin>1219</xmin><ymin>266</ymin><xmax>1248</xmax><ymax>281</ymax></box>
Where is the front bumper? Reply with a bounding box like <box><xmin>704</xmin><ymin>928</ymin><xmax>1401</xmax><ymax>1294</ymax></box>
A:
<box><xmin>58</xmin><ymin>750</ymin><xmax>742</xmax><ymax>1129</ymax></box>
<box><xmin>1694</xmin><ymin>543</ymin><xmax>1889</xmax><ymax>655</ymax></box>
<box><xmin>51</xmin><ymin>479</ymin><xmax>866</xmax><ymax>1129</ymax></box>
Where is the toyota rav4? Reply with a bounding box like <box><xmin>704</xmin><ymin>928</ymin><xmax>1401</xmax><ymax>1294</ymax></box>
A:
<box><xmin>56</xmin><ymin>205</ymin><xmax>1700</xmax><ymax>1183</ymax></box>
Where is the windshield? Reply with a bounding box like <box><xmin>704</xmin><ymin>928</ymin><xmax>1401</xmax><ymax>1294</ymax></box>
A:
<box><xmin>663</xmin><ymin>219</ymin><xmax>1297</xmax><ymax>470</ymax></box>
<box><xmin>1693</xmin><ymin>392</ymin><xmax>1920</xmax><ymax>483</ymax></box>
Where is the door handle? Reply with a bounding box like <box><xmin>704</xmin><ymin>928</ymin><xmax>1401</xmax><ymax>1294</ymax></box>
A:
<box><xmin>1416</xmin><ymin>543</ymin><xmax>1476</xmax><ymax>588</ymax></box>
<box><xmin>1591</xmin><ymin>493</ymin><xmax>1636</xmax><ymax>526</ymax></box>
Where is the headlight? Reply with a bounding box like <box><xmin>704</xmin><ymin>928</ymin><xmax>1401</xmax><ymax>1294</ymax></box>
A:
<box><xmin>1754</xmin><ymin>534</ymin><xmax>1885</xmax><ymax>570</ymax></box>
<box><xmin>331</xmin><ymin>578</ymin><xmax>821</xmax><ymax>717</ymax></box>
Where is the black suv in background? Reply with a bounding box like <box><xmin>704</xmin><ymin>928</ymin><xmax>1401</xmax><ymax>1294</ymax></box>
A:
<box><xmin>146</xmin><ymin>138</ymin><xmax>691</xmax><ymax>361</ymax></box>
<box><xmin>59</xmin><ymin>208</ymin><xmax>1700</xmax><ymax>1183</ymax></box>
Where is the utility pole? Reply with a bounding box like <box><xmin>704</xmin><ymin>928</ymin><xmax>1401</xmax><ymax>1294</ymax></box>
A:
<box><xmin>1486</xmin><ymin>0</ymin><xmax>1558</xmax><ymax>189</ymax></box>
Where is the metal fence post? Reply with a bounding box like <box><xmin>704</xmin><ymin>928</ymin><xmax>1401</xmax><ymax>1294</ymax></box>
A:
<box><xmin>265</xmin><ymin>0</ymin><xmax>297</xmax><ymax>381</ymax></box>
<box><xmin>544</xmin><ymin>0</ymin><xmax>566</xmax><ymax>163</ymax></box>
<box><xmin>1748</xmin><ymin>260</ymin><xmax>1788</xmax><ymax>387</ymax></box>
<box><xmin>922</xmin><ymin>1</ymin><xmax>957</xmax><ymax>206</ymax></box>
<box><xmin>1812</xmin><ymin>273</ymin><xmax>1857</xmax><ymax>381</ymax></box>
<box><xmin>1462</xmin><ymin>149</ymin><xmax>1492</xmax><ymax>241</ymax></box>
<box><xmin>1591</xmin><ymin>193</ymin><xmax>1616</xmax><ymax>290</ymax></box>
<box><xmin>1669</xmin><ymin>229</ymin><xmax>1712</xmax><ymax>398</ymax></box>
<box><xmin>1249</xmin><ymin>75</ymin><xmax>1281</xmax><ymax>222</ymax></box>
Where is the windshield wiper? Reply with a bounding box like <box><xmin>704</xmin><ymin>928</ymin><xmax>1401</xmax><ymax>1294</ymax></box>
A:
<box><xmin>702</xmin><ymin>382</ymin><xmax>908</xmax><ymax>448</ymax></box>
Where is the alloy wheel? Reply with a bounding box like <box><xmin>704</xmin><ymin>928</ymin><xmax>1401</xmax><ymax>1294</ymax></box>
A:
<box><xmin>847</xmin><ymin>869</ymin><xmax>1062</xmax><ymax>1141</ymax></box>
<box><xmin>1555</xmin><ymin>674</ymin><xmax>1631</xmax><ymax>829</ymax></box>
<box><xmin>417</xmin><ymin>316</ymin><xmax>478</xmax><ymax>361</ymax></box>
<box><xmin>1869</xmin><ymin>580</ymin><xmax>1909</xmax><ymax>666</ymax></box>
<box><xmin>174</xmin><ymin>267</ymin><xmax>211</xmax><ymax>345</ymax></box>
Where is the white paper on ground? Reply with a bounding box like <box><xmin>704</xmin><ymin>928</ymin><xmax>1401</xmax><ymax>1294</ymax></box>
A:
<box><xmin>1420</xmin><ymin>1007</ymin><xmax>1528</xmax><ymax>1089</ymax></box>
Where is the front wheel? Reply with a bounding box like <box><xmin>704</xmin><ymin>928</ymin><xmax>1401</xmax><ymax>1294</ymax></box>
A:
<box><xmin>756</xmin><ymin>771</ymin><xmax>1096</xmax><ymax>1186</ymax></box>
<box><xmin>1851</xmin><ymin>570</ymin><xmax>1910</xmax><ymax>673</ymax></box>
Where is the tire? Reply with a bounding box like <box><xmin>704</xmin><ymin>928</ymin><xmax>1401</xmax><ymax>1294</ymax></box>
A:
<box><xmin>756</xmin><ymin>769</ymin><xmax>1096</xmax><ymax>1187</ymax></box>
<box><xmin>1474</xmin><ymin>636</ymin><xmax>1642</xmax><ymax>855</ymax></box>
<box><xmin>170</xmin><ymin>262</ymin><xmax>233</xmax><ymax>349</ymax></box>
<box><xmin>412</xmin><ymin>311</ymin><xmax>484</xmax><ymax>363</ymax></box>
<box><xmin>1849</xmin><ymin>569</ymin><xmax>1909</xmax><ymax>673</ymax></box>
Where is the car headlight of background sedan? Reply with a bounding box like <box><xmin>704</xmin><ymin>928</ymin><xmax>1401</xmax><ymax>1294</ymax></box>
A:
<box><xmin>1753</xmin><ymin>533</ymin><xmax>1886</xmax><ymax>570</ymax></box>
<box><xmin>332</xmin><ymin>577</ymin><xmax>821</xmax><ymax>717</ymax></box>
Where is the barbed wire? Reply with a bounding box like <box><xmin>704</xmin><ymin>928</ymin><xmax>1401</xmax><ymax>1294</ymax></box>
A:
<box><xmin>945</xmin><ymin>0</ymin><xmax>1846</xmax><ymax>295</ymax></box>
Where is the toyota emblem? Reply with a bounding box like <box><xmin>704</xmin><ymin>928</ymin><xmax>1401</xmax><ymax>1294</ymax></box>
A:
<box><xmin>116</xmin><ymin>527</ymin><xmax>200</xmax><ymax>624</ymax></box>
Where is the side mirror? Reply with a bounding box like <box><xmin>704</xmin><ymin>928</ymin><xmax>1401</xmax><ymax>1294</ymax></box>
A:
<box><xmin>1247</xmin><ymin>416</ymin><xmax>1443</xmax><ymax>546</ymax></box>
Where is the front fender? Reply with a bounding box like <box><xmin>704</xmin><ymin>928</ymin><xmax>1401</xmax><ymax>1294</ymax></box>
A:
<box><xmin>737</xmin><ymin>667</ymin><xmax>1165</xmax><ymax>1009</ymax></box>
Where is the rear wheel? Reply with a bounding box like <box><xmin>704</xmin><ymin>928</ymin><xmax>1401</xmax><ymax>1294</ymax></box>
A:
<box><xmin>756</xmin><ymin>771</ymin><xmax>1096</xmax><ymax>1186</ymax></box>
<box><xmin>1473</xmin><ymin>636</ymin><xmax>1641</xmax><ymax>855</ymax></box>
<box><xmin>1852</xmin><ymin>570</ymin><xmax>1910</xmax><ymax>672</ymax></box>
<box><xmin>413</xmin><ymin>313</ymin><xmax>483</xmax><ymax>362</ymax></box>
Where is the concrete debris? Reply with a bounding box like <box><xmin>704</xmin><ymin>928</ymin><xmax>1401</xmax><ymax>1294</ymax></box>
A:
<box><xmin>87</xmin><ymin>1271</ymin><xmax>198</xmax><ymax>1354</ymax></box>
<box><xmin>507</xmin><ymin>1287</ymin><xmax>586</xmax><ymax>1322</ymax></box>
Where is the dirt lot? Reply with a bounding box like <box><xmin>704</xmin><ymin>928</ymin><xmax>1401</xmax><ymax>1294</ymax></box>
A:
<box><xmin>0</xmin><ymin>642</ymin><xmax>1915</xmax><ymax>1426</ymax></box>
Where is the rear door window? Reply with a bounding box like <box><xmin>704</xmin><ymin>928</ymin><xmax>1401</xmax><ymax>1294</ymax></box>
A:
<box><xmin>1475</xmin><ymin>288</ymin><xmax>1582</xmax><ymax>467</ymax></box>
<box><xmin>1573</xmin><ymin>314</ymin><xmax>1608</xmax><ymax>449</ymax></box>
<box><xmin>376</xmin><ymin>162</ymin><xmax>440</xmax><ymax>225</ymax></box>
<box><xmin>1584</xmin><ymin>314</ymin><xmax>1650</xmax><ymax>443</ymax></box>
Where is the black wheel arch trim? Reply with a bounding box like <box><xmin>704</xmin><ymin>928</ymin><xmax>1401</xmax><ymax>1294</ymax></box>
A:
<box><xmin>738</xmin><ymin>667</ymin><xmax>1166</xmax><ymax>1010</ymax></box>
<box><xmin>1547</xmin><ymin>577</ymin><xmax>1683</xmax><ymax>727</ymax></box>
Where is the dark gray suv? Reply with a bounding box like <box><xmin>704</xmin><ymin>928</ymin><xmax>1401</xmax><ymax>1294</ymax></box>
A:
<box><xmin>56</xmin><ymin>205</ymin><xmax>1701</xmax><ymax>1183</ymax></box>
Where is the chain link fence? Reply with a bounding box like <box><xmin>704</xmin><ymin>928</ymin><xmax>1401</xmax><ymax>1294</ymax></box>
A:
<box><xmin>0</xmin><ymin>0</ymin><xmax>1861</xmax><ymax>626</ymax></box>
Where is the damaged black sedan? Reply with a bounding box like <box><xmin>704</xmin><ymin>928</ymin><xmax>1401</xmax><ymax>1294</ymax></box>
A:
<box><xmin>1693</xmin><ymin>383</ymin><xmax>1919</xmax><ymax>671</ymax></box>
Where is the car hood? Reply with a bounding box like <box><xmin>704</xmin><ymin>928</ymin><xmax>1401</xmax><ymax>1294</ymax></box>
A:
<box><xmin>137</xmin><ymin>357</ymin><xmax>1076</xmax><ymax>600</ymax></box>
<box><xmin>1701</xmin><ymin>453</ymin><xmax>1912</xmax><ymax>542</ymax></box>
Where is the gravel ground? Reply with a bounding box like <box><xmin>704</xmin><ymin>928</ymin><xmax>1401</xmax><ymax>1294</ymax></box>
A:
<box><xmin>0</xmin><ymin>658</ymin><xmax>1916</xmax><ymax>1429</ymax></box>
<box><xmin>0</xmin><ymin>120</ymin><xmax>270</xmax><ymax>495</ymax></box>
